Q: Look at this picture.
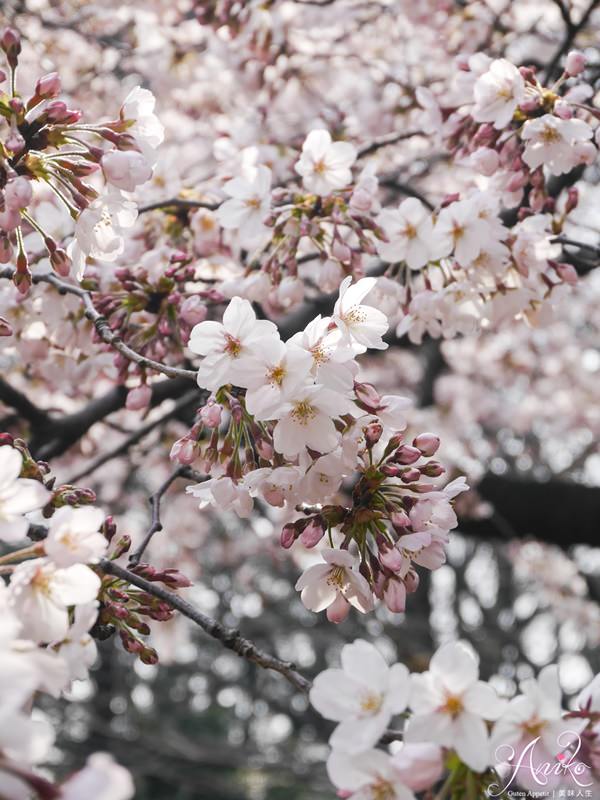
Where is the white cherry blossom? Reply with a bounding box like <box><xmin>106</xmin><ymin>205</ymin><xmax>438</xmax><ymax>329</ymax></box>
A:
<box><xmin>121</xmin><ymin>86</ymin><xmax>164</xmax><ymax>164</ymax></box>
<box><xmin>377</xmin><ymin>198</ymin><xmax>435</xmax><ymax>270</ymax></box>
<box><xmin>310</xmin><ymin>639</ymin><xmax>410</xmax><ymax>753</ymax></box>
<box><xmin>333</xmin><ymin>276</ymin><xmax>389</xmax><ymax>351</ymax></box>
<box><xmin>522</xmin><ymin>114</ymin><xmax>593</xmax><ymax>175</ymax></box>
<box><xmin>189</xmin><ymin>296</ymin><xmax>278</xmax><ymax>391</ymax></box>
<box><xmin>216</xmin><ymin>165</ymin><xmax>272</xmax><ymax>243</ymax></box>
<box><xmin>0</xmin><ymin>445</ymin><xmax>50</xmax><ymax>544</ymax></box>
<box><xmin>295</xmin><ymin>129</ymin><xmax>357</xmax><ymax>195</ymax></box>
<box><xmin>327</xmin><ymin>749</ymin><xmax>416</xmax><ymax>800</ymax></box>
<box><xmin>405</xmin><ymin>641</ymin><xmax>506</xmax><ymax>772</ymax></box>
<box><xmin>295</xmin><ymin>548</ymin><xmax>374</xmax><ymax>622</ymax></box>
<box><xmin>8</xmin><ymin>559</ymin><xmax>101</xmax><ymax>643</ymax></box>
<box><xmin>44</xmin><ymin>506</ymin><xmax>107</xmax><ymax>567</ymax></box>
<box><xmin>472</xmin><ymin>58</ymin><xmax>525</xmax><ymax>129</ymax></box>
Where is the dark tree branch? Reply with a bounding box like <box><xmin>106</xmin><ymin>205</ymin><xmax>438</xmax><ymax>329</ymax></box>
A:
<box><xmin>0</xmin><ymin>378</ymin><xmax>50</xmax><ymax>428</ymax></box>
<box><xmin>99</xmin><ymin>558</ymin><xmax>313</xmax><ymax>692</ymax></box>
<box><xmin>545</xmin><ymin>0</ymin><xmax>600</xmax><ymax>81</ymax></box>
<box><xmin>460</xmin><ymin>472</ymin><xmax>600</xmax><ymax>547</ymax></box>
<box><xmin>128</xmin><ymin>465</ymin><xmax>189</xmax><ymax>566</ymax></box>
<box><xmin>65</xmin><ymin>391</ymin><xmax>200</xmax><ymax>484</ymax></box>
<box><xmin>138</xmin><ymin>198</ymin><xmax>220</xmax><ymax>215</ymax></box>
<box><xmin>357</xmin><ymin>130</ymin><xmax>423</xmax><ymax>159</ymax></box>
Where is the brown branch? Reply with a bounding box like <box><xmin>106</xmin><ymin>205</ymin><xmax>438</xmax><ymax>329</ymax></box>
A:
<box><xmin>545</xmin><ymin>0</ymin><xmax>600</xmax><ymax>81</ymax></box>
<box><xmin>0</xmin><ymin>267</ymin><xmax>198</xmax><ymax>382</ymax></box>
<box><xmin>99</xmin><ymin>558</ymin><xmax>312</xmax><ymax>692</ymax></box>
<box><xmin>65</xmin><ymin>391</ymin><xmax>200</xmax><ymax>485</ymax></box>
<box><xmin>357</xmin><ymin>130</ymin><xmax>424</xmax><ymax>159</ymax></box>
<box><xmin>138</xmin><ymin>198</ymin><xmax>220</xmax><ymax>215</ymax></box>
<box><xmin>0</xmin><ymin>378</ymin><xmax>50</xmax><ymax>428</ymax></box>
<box><xmin>128</xmin><ymin>465</ymin><xmax>189</xmax><ymax>566</ymax></box>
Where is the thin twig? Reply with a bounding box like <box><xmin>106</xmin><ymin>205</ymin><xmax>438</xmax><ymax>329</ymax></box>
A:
<box><xmin>65</xmin><ymin>391</ymin><xmax>200</xmax><ymax>484</ymax></box>
<box><xmin>551</xmin><ymin>235</ymin><xmax>600</xmax><ymax>255</ymax></box>
<box><xmin>138</xmin><ymin>198</ymin><xmax>220</xmax><ymax>215</ymax></box>
<box><xmin>99</xmin><ymin>558</ymin><xmax>312</xmax><ymax>692</ymax></box>
<box><xmin>128</xmin><ymin>465</ymin><xmax>188</xmax><ymax>566</ymax></box>
<box><xmin>544</xmin><ymin>0</ymin><xmax>600</xmax><ymax>81</ymax></box>
<box><xmin>357</xmin><ymin>130</ymin><xmax>423</xmax><ymax>159</ymax></box>
<box><xmin>0</xmin><ymin>267</ymin><xmax>197</xmax><ymax>382</ymax></box>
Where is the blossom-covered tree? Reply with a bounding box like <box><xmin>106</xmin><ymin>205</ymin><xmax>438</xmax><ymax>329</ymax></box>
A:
<box><xmin>1</xmin><ymin>0</ymin><xmax>600</xmax><ymax>797</ymax></box>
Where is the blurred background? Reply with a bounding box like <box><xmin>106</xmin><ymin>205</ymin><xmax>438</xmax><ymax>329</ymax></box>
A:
<box><xmin>1</xmin><ymin>0</ymin><xmax>600</xmax><ymax>797</ymax></box>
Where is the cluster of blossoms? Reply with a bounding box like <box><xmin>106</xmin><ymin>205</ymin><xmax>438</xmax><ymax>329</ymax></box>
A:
<box><xmin>0</xmin><ymin>24</ymin><xmax>162</xmax><ymax>304</ymax></box>
<box><xmin>0</xmin><ymin>439</ymin><xmax>191</xmax><ymax>794</ymax></box>
<box><xmin>310</xmin><ymin>638</ymin><xmax>600</xmax><ymax>798</ymax></box>
<box><xmin>175</xmin><ymin>277</ymin><xmax>467</xmax><ymax>621</ymax></box>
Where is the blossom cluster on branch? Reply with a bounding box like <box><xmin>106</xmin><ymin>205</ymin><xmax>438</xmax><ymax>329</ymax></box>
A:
<box><xmin>310</xmin><ymin>638</ymin><xmax>600</xmax><ymax>798</ymax></box>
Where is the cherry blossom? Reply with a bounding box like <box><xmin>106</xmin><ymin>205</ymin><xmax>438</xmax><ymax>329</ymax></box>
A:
<box><xmin>405</xmin><ymin>641</ymin><xmax>506</xmax><ymax>772</ymax></box>
<box><xmin>472</xmin><ymin>58</ymin><xmax>525</xmax><ymax>129</ymax></box>
<box><xmin>216</xmin><ymin>165</ymin><xmax>272</xmax><ymax>243</ymax></box>
<box><xmin>376</xmin><ymin>198</ymin><xmax>436</xmax><ymax>270</ymax></box>
<box><xmin>333</xmin><ymin>276</ymin><xmax>389</xmax><ymax>351</ymax></box>
<box><xmin>521</xmin><ymin>115</ymin><xmax>594</xmax><ymax>175</ymax></box>
<box><xmin>295</xmin><ymin>548</ymin><xmax>374</xmax><ymax>622</ymax></box>
<box><xmin>295</xmin><ymin>129</ymin><xmax>357</xmax><ymax>195</ymax></box>
<box><xmin>0</xmin><ymin>446</ymin><xmax>49</xmax><ymax>544</ymax></box>
<box><xmin>310</xmin><ymin>639</ymin><xmax>410</xmax><ymax>753</ymax></box>
<box><xmin>44</xmin><ymin>506</ymin><xmax>107</xmax><ymax>567</ymax></box>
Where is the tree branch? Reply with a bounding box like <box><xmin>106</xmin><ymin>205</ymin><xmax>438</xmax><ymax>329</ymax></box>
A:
<box><xmin>65</xmin><ymin>391</ymin><xmax>200</xmax><ymax>484</ymax></box>
<box><xmin>99</xmin><ymin>558</ymin><xmax>312</xmax><ymax>692</ymax></box>
<box><xmin>0</xmin><ymin>267</ymin><xmax>198</xmax><ymax>382</ymax></box>
<box><xmin>357</xmin><ymin>130</ymin><xmax>423</xmax><ymax>159</ymax></box>
<box><xmin>0</xmin><ymin>378</ymin><xmax>50</xmax><ymax>428</ymax></box>
<box><xmin>138</xmin><ymin>198</ymin><xmax>220</xmax><ymax>215</ymax></box>
<box><xmin>128</xmin><ymin>465</ymin><xmax>189</xmax><ymax>566</ymax></box>
<box><xmin>544</xmin><ymin>0</ymin><xmax>600</xmax><ymax>81</ymax></box>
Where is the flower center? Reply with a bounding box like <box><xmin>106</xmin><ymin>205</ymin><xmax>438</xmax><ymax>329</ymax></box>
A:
<box><xmin>540</xmin><ymin>124</ymin><xmax>561</xmax><ymax>144</ymax></box>
<box><xmin>291</xmin><ymin>400</ymin><xmax>317</xmax><ymax>425</ymax></box>
<box><xmin>360</xmin><ymin>690</ymin><xmax>383</xmax><ymax>715</ymax></box>
<box><xmin>31</xmin><ymin>567</ymin><xmax>52</xmax><ymax>597</ymax></box>
<box><xmin>343</xmin><ymin>306</ymin><xmax>367</xmax><ymax>324</ymax></box>
<box><xmin>522</xmin><ymin>716</ymin><xmax>545</xmax><ymax>738</ymax></box>
<box><xmin>244</xmin><ymin>196</ymin><xmax>262</xmax><ymax>209</ymax></box>
<box><xmin>327</xmin><ymin>565</ymin><xmax>347</xmax><ymax>589</ymax></box>
<box><xmin>441</xmin><ymin>692</ymin><xmax>464</xmax><ymax>718</ymax></box>
<box><xmin>267</xmin><ymin>364</ymin><xmax>286</xmax><ymax>386</ymax></box>
<box><xmin>403</xmin><ymin>222</ymin><xmax>417</xmax><ymax>240</ymax></box>
<box><xmin>371</xmin><ymin>779</ymin><xmax>395</xmax><ymax>800</ymax></box>
<box><xmin>452</xmin><ymin>223</ymin><xmax>465</xmax><ymax>242</ymax></box>
<box><xmin>313</xmin><ymin>158</ymin><xmax>327</xmax><ymax>175</ymax></box>
<box><xmin>224</xmin><ymin>334</ymin><xmax>242</xmax><ymax>358</ymax></box>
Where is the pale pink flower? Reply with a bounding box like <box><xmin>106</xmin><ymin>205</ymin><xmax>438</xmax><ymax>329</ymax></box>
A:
<box><xmin>102</xmin><ymin>150</ymin><xmax>153</xmax><ymax>192</ymax></box>
<box><xmin>0</xmin><ymin>446</ymin><xmax>50</xmax><ymax>544</ymax></box>
<box><xmin>405</xmin><ymin>641</ymin><xmax>506</xmax><ymax>772</ymax></box>
<box><xmin>522</xmin><ymin>115</ymin><xmax>593</xmax><ymax>175</ymax></box>
<box><xmin>377</xmin><ymin>198</ymin><xmax>435</xmax><ymax>270</ymax></box>
<box><xmin>472</xmin><ymin>58</ymin><xmax>525</xmax><ymax>129</ymax></box>
<box><xmin>327</xmin><ymin>749</ymin><xmax>416</xmax><ymax>800</ymax></box>
<box><xmin>295</xmin><ymin>129</ymin><xmax>357</xmax><ymax>195</ymax></box>
<box><xmin>295</xmin><ymin>548</ymin><xmax>374</xmax><ymax>622</ymax></box>
<box><xmin>271</xmin><ymin>385</ymin><xmax>350</xmax><ymax>458</ymax></box>
<box><xmin>333</xmin><ymin>276</ymin><xmax>389</xmax><ymax>351</ymax></box>
<box><xmin>44</xmin><ymin>506</ymin><xmax>107</xmax><ymax>567</ymax></box>
<box><xmin>216</xmin><ymin>165</ymin><xmax>272</xmax><ymax>243</ymax></box>
<box><xmin>61</xmin><ymin>753</ymin><xmax>134</xmax><ymax>800</ymax></box>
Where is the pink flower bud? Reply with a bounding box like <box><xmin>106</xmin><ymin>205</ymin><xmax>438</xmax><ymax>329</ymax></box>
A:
<box><xmin>299</xmin><ymin>518</ymin><xmax>325</xmax><ymax>549</ymax></box>
<box><xmin>420</xmin><ymin>461</ymin><xmax>445</xmax><ymax>478</ymax></box>
<box><xmin>354</xmin><ymin>381</ymin><xmax>381</xmax><ymax>413</ymax></box>
<box><xmin>404</xmin><ymin>569</ymin><xmax>420</xmax><ymax>594</ymax></box>
<box><xmin>383</xmin><ymin>578</ymin><xmax>406</xmax><ymax>613</ymax></box>
<box><xmin>394</xmin><ymin>445</ymin><xmax>422</xmax><ymax>465</ymax></box>
<box><xmin>50</xmin><ymin>248</ymin><xmax>71</xmax><ymax>277</ymax></box>
<box><xmin>364</xmin><ymin>421</ymin><xmax>383</xmax><ymax>448</ymax></box>
<box><xmin>506</xmin><ymin>171</ymin><xmax>528</xmax><ymax>192</ymax></box>
<box><xmin>180</xmin><ymin>295</ymin><xmax>207</xmax><ymax>325</ymax></box>
<box><xmin>400</xmin><ymin>467</ymin><xmax>422</xmax><ymax>483</ymax></box>
<box><xmin>331</xmin><ymin>239</ymin><xmax>352</xmax><ymax>262</ymax></box>
<box><xmin>381</xmin><ymin>464</ymin><xmax>401</xmax><ymax>478</ymax></box>
<box><xmin>554</xmin><ymin>261</ymin><xmax>578</xmax><ymax>285</ymax></box>
<box><xmin>412</xmin><ymin>432</ymin><xmax>440</xmax><ymax>457</ymax></box>
<box><xmin>379</xmin><ymin>544</ymin><xmax>403</xmax><ymax>572</ymax></box>
<box><xmin>35</xmin><ymin>71</ymin><xmax>61</xmax><ymax>99</ymax></box>
<box><xmin>199</xmin><ymin>400</ymin><xmax>222</xmax><ymax>428</ymax></box>
<box><xmin>102</xmin><ymin>149</ymin><xmax>152</xmax><ymax>192</ymax></box>
<box><xmin>390</xmin><ymin>510</ymin><xmax>411</xmax><ymax>530</ymax></box>
<box><xmin>518</xmin><ymin>98</ymin><xmax>541</xmax><ymax>114</ymax></box>
<box><xmin>170</xmin><ymin>437</ymin><xmax>196</xmax><ymax>465</ymax></box>
<box><xmin>565</xmin><ymin>187</ymin><xmax>579</xmax><ymax>213</ymax></box>
<box><xmin>349</xmin><ymin>187</ymin><xmax>374</xmax><ymax>213</ymax></box>
<box><xmin>4</xmin><ymin>177</ymin><xmax>31</xmax><ymax>211</ymax></box>
<box><xmin>326</xmin><ymin>593</ymin><xmax>351</xmax><ymax>623</ymax></box>
<box><xmin>126</xmin><ymin>384</ymin><xmax>152</xmax><ymax>410</ymax></box>
<box><xmin>392</xmin><ymin>743</ymin><xmax>444</xmax><ymax>792</ymax></box>
<box><xmin>472</xmin><ymin>123</ymin><xmax>495</xmax><ymax>147</ymax></box>
<box><xmin>1</xmin><ymin>28</ymin><xmax>21</xmax><ymax>67</ymax></box>
<box><xmin>470</xmin><ymin>147</ymin><xmax>499</xmax><ymax>177</ymax></box>
<box><xmin>280</xmin><ymin>523</ymin><xmax>297</xmax><ymax>549</ymax></box>
<box><xmin>553</xmin><ymin>100</ymin><xmax>572</xmax><ymax>120</ymax></box>
<box><xmin>565</xmin><ymin>50</ymin><xmax>586</xmax><ymax>77</ymax></box>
